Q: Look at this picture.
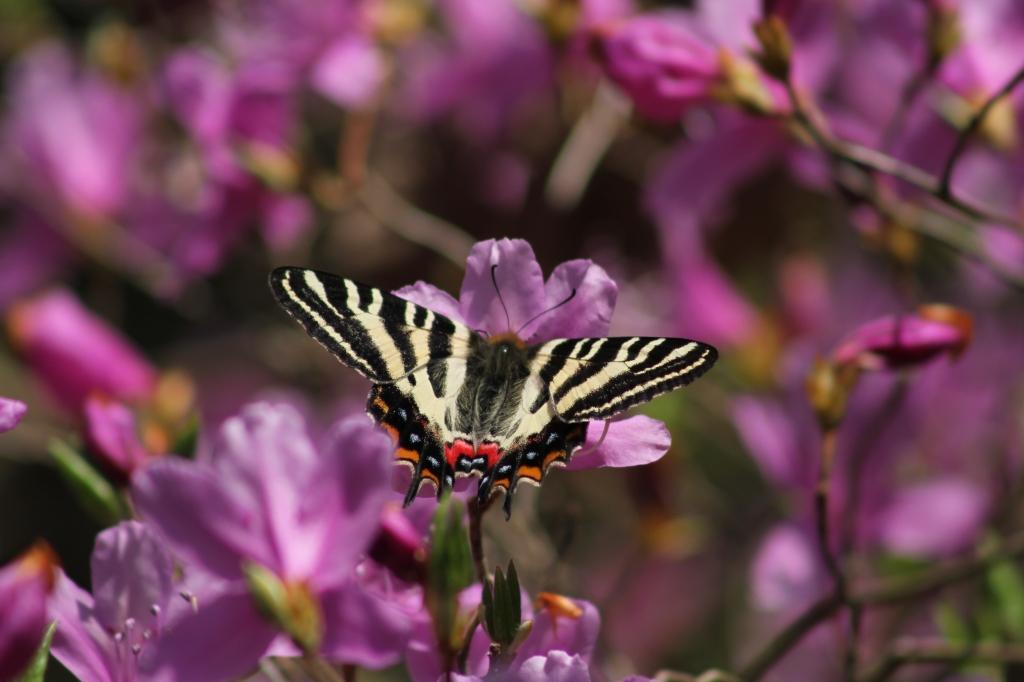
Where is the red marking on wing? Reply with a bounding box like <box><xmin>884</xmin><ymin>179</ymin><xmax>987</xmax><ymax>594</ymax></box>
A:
<box><xmin>478</xmin><ymin>442</ymin><xmax>501</xmax><ymax>469</ymax></box>
<box><xmin>445</xmin><ymin>439</ymin><xmax>474</xmax><ymax>468</ymax></box>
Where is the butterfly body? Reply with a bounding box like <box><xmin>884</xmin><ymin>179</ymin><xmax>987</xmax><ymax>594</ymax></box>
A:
<box><xmin>269</xmin><ymin>266</ymin><xmax>717</xmax><ymax>517</ymax></box>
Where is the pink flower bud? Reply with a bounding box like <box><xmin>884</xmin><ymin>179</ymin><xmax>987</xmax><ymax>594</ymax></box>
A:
<box><xmin>0</xmin><ymin>542</ymin><xmax>58</xmax><ymax>680</ymax></box>
<box><xmin>832</xmin><ymin>305</ymin><xmax>972</xmax><ymax>371</ymax></box>
<box><xmin>369</xmin><ymin>505</ymin><xmax>426</xmax><ymax>584</ymax></box>
<box><xmin>83</xmin><ymin>394</ymin><xmax>152</xmax><ymax>481</ymax></box>
<box><xmin>6</xmin><ymin>289</ymin><xmax>157</xmax><ymax>413</ymax></box>
<box><xmin>0</xmin><ymin>397</ymin><xmax>27</xmax><ymax>433</ymax></box>
<box><xmin>594</xmin><ymin>15</ymin><xmax>721</xmax><ymax>122</ymax></box>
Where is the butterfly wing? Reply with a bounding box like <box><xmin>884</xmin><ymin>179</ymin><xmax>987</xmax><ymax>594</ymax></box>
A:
<box><xmin>270</xmin><ymin>267</ymin><xmax>475</xmax><ymax>502</ymax></box>
<box><xmin>269</xmin><ymin>267</ymin><xmax>474</xmax><ymax>383</ymax></box>
<box><xmin>529</xmin><ymin>336</ymin><xmax>718</xmax><ymax>422</ymax></box>
<box><xmin>475</xmin><ymin>336</ymin><xmax>715</xmax><ymax>517</ymax></box>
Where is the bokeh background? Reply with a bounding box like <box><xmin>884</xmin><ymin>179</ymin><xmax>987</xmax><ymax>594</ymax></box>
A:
<box><xmin>2</xmin><ymin>0</ymin><xmax>1024</xmax><ymax>680</ymax></box>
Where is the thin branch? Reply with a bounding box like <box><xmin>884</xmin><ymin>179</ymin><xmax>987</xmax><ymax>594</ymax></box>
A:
<box><xmin>938</xmin><ymin>63</ymin><xmax>1024</xmax><ymax>198</ymax></box>
<box><xmin>544</xmin><ymin>81</ymin><xmax>630</xmax><ymax>210</ymax></box>
<box><xmin>358</xmin><ymin>174</ymin><xmax>474</xmax><ymax>269</ymax></box>
<box><xmin>739</xmin><ymin>592</ymin><xmax>845</xmax><ymax>682</ymax></box>
<box><xmin>784</xmin><ymin>80</ymin><xmax>1021</xmax><ymax>228</ymax></box>
<box><xmin>814</xmin><ymin>429</ymin><xmax>844</xmax><ymax>592</ymax></box>
<box><xmin>857</xmin><ymin>639</ymin><xmax>1024</xmax><ymax>682</ymax></box>
<box><xmin>740</xmin><ymin>530</ymin><xmax>1024</xmax><ymax>682</ymax></box>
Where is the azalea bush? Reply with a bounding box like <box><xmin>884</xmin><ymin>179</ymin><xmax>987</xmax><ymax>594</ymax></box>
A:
<box><xmin>2</xmin><ymin>0</ymin><xmax>1024</xmax><ymax>681</ymax></box>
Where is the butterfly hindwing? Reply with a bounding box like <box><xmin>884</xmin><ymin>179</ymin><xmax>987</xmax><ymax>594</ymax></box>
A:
<box><xmin>269</xmin><ymin>267</ymin><xmax>474</xmax><ymax>383</ymax></box>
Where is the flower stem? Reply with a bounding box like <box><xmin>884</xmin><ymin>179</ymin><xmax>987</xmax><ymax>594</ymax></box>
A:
<box><xmin>938</xmin><ymin>63</ymin><xmax>1024</xmax><ymax>199</ymax></box>
<box><xmin>468</xmin><ymin>497</ymin><xmax>492</xmax><ymax>584</ymax></box>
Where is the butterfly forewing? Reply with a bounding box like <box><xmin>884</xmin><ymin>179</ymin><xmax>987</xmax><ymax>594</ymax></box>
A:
<box><xmin>529</xmin><ymin>337</ymin><xmax>718</xmax><ymax>422</ymax></box>
<box><xmin>269</xmin><ymin>267</ymin><xmax>474</xmax><ymax>382</ymax></box>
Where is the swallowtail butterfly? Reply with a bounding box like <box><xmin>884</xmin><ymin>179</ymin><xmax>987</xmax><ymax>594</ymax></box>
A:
<box><xmin>269</xmin><ymin>267</ymin><xmax>717</xmax><ymax>517</ymax></box>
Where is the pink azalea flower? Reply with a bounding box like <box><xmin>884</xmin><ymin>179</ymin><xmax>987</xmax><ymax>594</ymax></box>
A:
<box><xmin>395</xmin><ymin>238</ymin><xmax>671</xmax><ymax>473</ymax></box>
<box><xmin>398</xmin><ymin>0</ymin><xmax>554</xmax><ymax>141</ymax></box>
<box><xmin>0</xmin><ymin>542</ymin><xmax>58</xmax><ymax>680</ymax></box>
<box><xmin>406</xmin><ymin>584</ymin><xmax>600</xmax><ymax>682</ymax></box>
<box><xmin>6</xmin><ymin>289</ymin><xmax>157</xmax><ymax>413</ymax></box>
<box><xmin>131</xmin><ymin>403</ymin><xmax>411</xmax><ymax>679</ymax></box>
<box><xmin>49</xmin><ymin>521</ymin><xmax>182</xmax><ymax>682</ymax></box>
<box><xmin>3</xmin><ymin>42</ymin><xmax>143</xmax><ymax>219</ymax></box>
<box><xmin>593</xmin><ymin>13</ymin><xmax>722</xmax><ymax>122</ymax></box>
<box><xmin>0</xmin><ymin>396</ymin><xmax>27</xmax><ymax>433</ymax></box>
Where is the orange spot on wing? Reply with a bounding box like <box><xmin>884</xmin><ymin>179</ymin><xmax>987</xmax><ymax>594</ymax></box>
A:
<box><xmin>542</xmin><ymin>450</ymin><xmax>566</xmax><ymax>468</ymax></box>
<box><xmin>420</xmin><ymin>469</ymin><xmax>439</xmax><ymax>486</ymax></box>
<box><xmin>518</xmin><ymin>466</ymin><xmax>542</xmax><ymax>481</ymax></box>
<box><xmin>383</xmin><ymin>424</ymin><xmax>399</xmax><ymax>442</ymax></box>
<box><xmin>396</xmin><ymin>447</ymin><xmax>419</xmax><ymax>464</ymax></box>
<box><xmin>372</xmin><ymin>397</ymin><xmax>389</xmax><ymax>413</ymax></box>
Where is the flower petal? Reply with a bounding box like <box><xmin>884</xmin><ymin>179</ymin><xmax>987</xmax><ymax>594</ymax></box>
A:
<box><xmin>394</xmin><ymin>282</ymin><xmax>466</xmax><ymax>323</ymax></box>
<box><xmin>211</xmin><ymin>402</ymin><xmax>322</xmax><ymax>578</ymax></box>
<box><xmin>515</xmin><ymin>651</ymin><xmax>592</xmax><ymax>682</ymax></box>
<box><xmin>91</xmin><ymin>521</ymin><xmax>174</xmax><ymax>631</ymax></box>
<box><xmin>877</xmin><ymin>478</ymin><xmax>989</xmax><ymax>558</ymax></box>
<box><xmin>527</xmin><ymin>260</ymin><xmax>617</xmax><ymax>342</ymax></box>
<box><xmin>132</xmin><ymin>458</ymin><xmax>271</xmax><ymax>580</ymax></box>
<box><xmin>311</xmin><ymin>416</ymin><xmax>393</xmax><ymax>586</ymax></box>
<box><xmin>49</xmin><ymin>572</ymin><xmax>116</xmax><ymax>682</ymax></box>
<box><xmin>0</xmin><ymin>397</ymin><xmax>27</xmax><ymax>433</ymax></box>
<box><xmin>567</xmin><ymin>416</ymin><xmax>670</xmax><ymax>471</ymax></box>
<box><xmin>140</xmin><ymin>586</ymin><xmax>280</xmax><ymax>682</ymax></box>
<box><xmin>459</xmin><ymin>239</ymin><xmax>546</xmax><ymax>333</ymax></box>
<box><xmin>319</xmin><ymin>580</ymin><xmax>411</xmax><ymax>668</ymax></box>
<box><xmin>750</xmin><ymin>524</ymin><xmax>824</xmax><ymax>612</ymax></box>
<box><xmin>514</xmin><ymin>597</ymin><xmax>600</xmax><ymax>665</ymax></box>
<box><xmin>309</xmin><ymin>36</ymin><xmax>385</xmax><ymax>108</ymax></box>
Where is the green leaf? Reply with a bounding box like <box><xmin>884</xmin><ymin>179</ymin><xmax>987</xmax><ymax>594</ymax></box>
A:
<box><xmin>986</xmin><ymin>559</ymin><xmax>1024</xmax><ymax>640</ymax></box>
<box><xmin>49</xmin><ymin>438</ymin><xmax>127</xmax><ymax>526</ymax></box>
<box><xmin>15</xmin><ymin>621</ymin><xmax>56</xmax><ymax>682</ymax></box>
<box><xmin>171</xmin><ymin>412</ymin><xmax>201</xmax><ymax>459</ymax></box>
<box><xmin>934</xmin><ymin>602</ymin><xmax>971</xmax><ymax>645</ymax></box>
<box><xmin>426</xmin><ymin>494</ymin><xmax>474</xmax><ymax>656</ymax></box>
<box><xmin>506</xmin><ymin>560</ymin><xmax>521</xmax><ymax>627</ymax></box>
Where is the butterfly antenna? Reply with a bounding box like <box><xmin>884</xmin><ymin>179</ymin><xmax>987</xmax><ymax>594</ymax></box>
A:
<box><xmin>491</xmin><ymin>264</ymin><xmax>513</xmax><ymax>332</ymax></box>
<box><xmin>516</xmin><ymin>287</ymin><xmax>578</xmax><ymax>337</ymax></box>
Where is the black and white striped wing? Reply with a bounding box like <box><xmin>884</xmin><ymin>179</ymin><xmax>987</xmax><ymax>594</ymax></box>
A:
<box><xmin>529</xmin><ymin>337</ymin><xmax>718</xmax><ymax>422</ymax></box>
<box><xmin>269</xmin><ymin>267</ymin><xmax>474</xmax><ymax>382</ymax></box>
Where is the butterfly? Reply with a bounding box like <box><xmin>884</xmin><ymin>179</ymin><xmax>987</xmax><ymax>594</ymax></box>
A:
<box><xmin>269</xmin><ymin>266</ymin><xmax>717</xmax><ymax>518</ymax></box>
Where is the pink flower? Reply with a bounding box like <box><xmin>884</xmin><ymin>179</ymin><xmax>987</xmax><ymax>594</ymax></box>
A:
<box><xmin>831</xmin><ymin>307</ymin><xmax>972</xmax><ymax>371</ymax></box>
<box><xmin>49</xmin><ymin>522</ymin><xmax>181</xmax><ymax>682</ymax></box>
<box><xmin>4</xmin><ymin>42</ymin><xmax>142</xmax><ymax>219</ymax></box>
<box><xmin>398</xmin><ymin>0</ymin><xmax>554</xmax><ymax>141</ymax></box>
<box><xmin>594</xmin><ymin>14</ymin><xmax>721</xmax><ymax>122</ymax></box>
<box><xmin>396</xmin><ymin>238</ymin><xmax>671</xmax><ymax>473</ymax></box>
<box><xmin>83</xmin><ymin>395</ymin><xmax>153</xmax><ymax>482</ymax></box>
<box><xmin>0</xmin><ymin>542</ymin><xmax>58</xmax><ymax>680</ymax></box>
<box><xmin>406</xmin><ymin>584</ymin><xmax>600</xmax><ymax>682</ymax></box>
<box><xmin>6</xmin><ymin>289</ymin><xmax>157</xmax><ymax>413</ymax></box>
<box><xmin>750</xmin><ymin>524</ymin><xmax>825</xmax><ymax>612</ymax></box>
<box><xmin>0</xmin><ymin>396</ymin><xmax>27</xmax><ymax>433</ymax></box>
<box><xmin>876</xmin><ymin>478</ymin><xmax>989</xmax><ymax>557</ymax></box>
<box><xmin>132</xmin><ymin>403</ymin><xmax>410</xmax><ymax>679</ymax></box>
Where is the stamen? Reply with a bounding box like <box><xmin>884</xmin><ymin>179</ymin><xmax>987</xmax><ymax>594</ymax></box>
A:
<box><xmin>180</xmin><ymin>590</ymin><xmax>199</xmax><ymax>612</ymax></box>
<box><xmin>131</xmin><ymin>644</ymin><xmax>142</xmax><ymax>656</ymax></box>
<box><xmin>150</xmin><ymin>604</ymin><xmax>161</xmax><ymax>617</ymax></box>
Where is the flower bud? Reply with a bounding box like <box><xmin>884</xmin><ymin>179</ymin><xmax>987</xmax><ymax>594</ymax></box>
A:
<box><xmin>6</xmin><ymin>289</ymin><xmax>156</xmax><ymax>413</ymax></box>
<box><xmin>369</xmin><ymin>505</ymin><xmax>427</xmax><ymax>584</ymax></box>
<box><xmin>0</xmin><ymin>542</ymin><xmax>58</xmax><ymax>681</ymax></box>
<box><xmin>831</xmin><ymin>306</ymin><xmax>973</xmax><ymax>371</ymax></box>
<box><xmin>243</xmin><ymin>562</ymin><xmax>323</xmax><ymax>654</ymax></box>
<box><xmin>805</xmin><ymin>358</ymin><xmax>859</xmax><ymax>430</ymax></box>
<box><xmin>425</xmin><ymin>495</ymin><xmax>474</xmax><ymax>662</ymax></box>
<box><xmin>752</xmin><ymin>15</ymin><xmax>792</xmax><ymax>81</ymax></box>
<box><xmin>84</xmin><ymin>395</ymin><xmax>151</xmax><ymax>482</ymax></box>
<box><xmin>593</xmin><ymin>15</ymin><xmax>721</xmax><ymax>122</ymax></box>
